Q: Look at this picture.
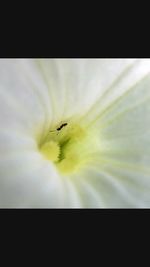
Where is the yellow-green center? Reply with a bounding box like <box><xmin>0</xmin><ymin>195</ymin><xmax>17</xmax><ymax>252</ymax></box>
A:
<box><xmin>40</xmin><ymin>121</ymin><xmax>100</xmax><ymax>175</ymax></box>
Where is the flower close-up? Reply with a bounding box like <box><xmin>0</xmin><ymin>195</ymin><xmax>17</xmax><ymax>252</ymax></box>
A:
<box><xmin>0</xmin><ymin>58</ymin><xmax>150</xmax><ymax>208</ymax></box>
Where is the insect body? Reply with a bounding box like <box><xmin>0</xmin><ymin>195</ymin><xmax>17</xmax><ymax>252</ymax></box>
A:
<box><xmin>57</xmin><ymin>123</ymin><xmax>68</xmax><ymax>131</ymax></box>
<box><xmin>50</xmin><ymin>123</ymin><xmax>68</xmax><ymax>133</ymax></box>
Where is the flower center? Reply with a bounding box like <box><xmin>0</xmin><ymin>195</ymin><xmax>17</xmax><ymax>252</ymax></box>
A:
<box><xmin>40</xmin><ymin>120</ymin><xmax>100</xmax><ymax>175</ymax></box>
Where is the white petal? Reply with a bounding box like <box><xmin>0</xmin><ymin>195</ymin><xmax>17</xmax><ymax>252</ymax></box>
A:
<box><xmin>0</xmin><ymin>59</ymin><xmax>53</xmax><ymax>140</ymax></box>
<box><xmin>0</xmin><ymin>150</ymin><xmax>65</xmax><ymax>207</ymax></box>
<box><xmin>74</xmin><ymin>167</ymin><xmax>148</xmax><ymax>208</ymax></box>
<box><xmin>0</xmin><ymin>58</ymin><xmax>150</xmax><ymax>208</ymax></box>
<box><xmin>37</xmin><ymin>59</ymin><xmax>137</xmax><ymax>120</ymax></box>
<box><xmin>81</xmin><ymin>59</ymin><xmax>150</xmax><ymax>125</ymax></box>
<box><xmin>96</xmin><ymin>74</ymin><xmax>150</xmax><ymax>170</ymax></box>
<box><xmin>72</xmin><ymin>62</ymin><xmax>150</xmax><ymax>208</ymax></box>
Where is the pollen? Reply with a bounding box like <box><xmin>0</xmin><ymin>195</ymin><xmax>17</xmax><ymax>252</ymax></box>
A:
<box><xmin>40</xmin><ymin>140</ymin><xmax>60</xmax><ymax>162</ymax></box>
<box><xmin>39</xmin><ymin>121</ymin><xmax>100</xmax><ymax>175</ymax></box>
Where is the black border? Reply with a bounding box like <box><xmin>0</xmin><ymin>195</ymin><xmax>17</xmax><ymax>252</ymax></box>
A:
<box><xmin>1</xmin><ymin>27</ymin><xmax>150</xmax><ymax>58</ymax></box>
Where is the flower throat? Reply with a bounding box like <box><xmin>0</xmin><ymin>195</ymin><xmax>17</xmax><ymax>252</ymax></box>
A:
<box><xmin>40</xmin><ymin>119</ymin><xmax>100</xmax><ymax>175</ymax></box>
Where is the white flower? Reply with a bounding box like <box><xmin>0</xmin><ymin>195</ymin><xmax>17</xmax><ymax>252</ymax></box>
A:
<box><xmin>0</xmin><ymin>58</ymin><xmax>150</xmax><ymax>208</ymax></box>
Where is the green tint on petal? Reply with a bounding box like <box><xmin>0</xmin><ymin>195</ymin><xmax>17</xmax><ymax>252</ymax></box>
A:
<box><xmin>0</xmin><ymin>59</ymin><xmax>150</xmax><ymax>207</ymax></box>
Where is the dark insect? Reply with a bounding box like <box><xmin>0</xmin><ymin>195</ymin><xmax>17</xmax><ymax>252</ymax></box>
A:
<box><xmin>57</xmin><ymin>123</ymin><xmax>68</xmax><ymax>131</ymax></box>
<box><xmin>50</xmin><ymin>123</ymin><xmax>68</xmax><ymax>133</ymax></box>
